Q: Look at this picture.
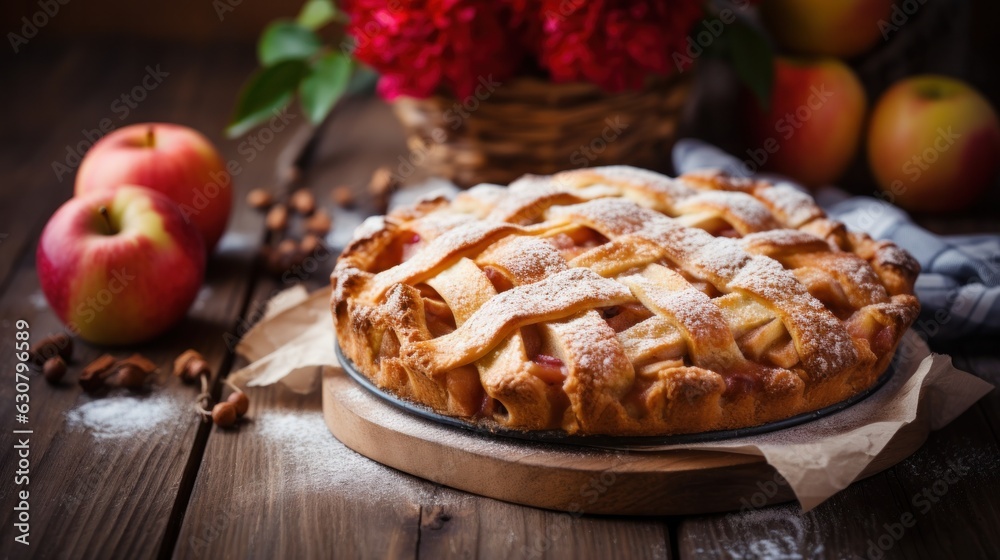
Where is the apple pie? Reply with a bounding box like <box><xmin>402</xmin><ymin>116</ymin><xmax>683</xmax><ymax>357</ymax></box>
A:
<box><xmin>332</xmin><ymin>167</ymin><xmax>920</xmax><ymax>436</ymax></box>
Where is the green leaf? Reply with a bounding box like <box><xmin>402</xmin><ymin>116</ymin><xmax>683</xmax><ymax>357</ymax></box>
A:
<box><xmin>297</xmin><ymin>0</ymin><xmax>337</xmax><ymax>31</ymax></box>
<box><xmin>299</xmin><ymin>53</ymin><xmax>353</xmax><ymax>125</ymax></box>
<box><xmin>258</xmin><ymin>20</ymin><xmax>321</xmax><ymax>66</ymax></box>
<box><xmin>228</xmin><ymin>60</ymin><xmax>309</xmax><ymax>138</ymax></box>
<box><xmin>726</xmin><ymin>19</ymin><xmax>775</xmax><ymax>111</ymax></box>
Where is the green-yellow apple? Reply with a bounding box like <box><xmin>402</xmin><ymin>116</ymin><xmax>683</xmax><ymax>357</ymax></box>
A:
<box><xmin>760</xmin><ymin>0</ymin><xmax>896</xmax><ymax>58</ymax></box>
<box><xmin>868</xmin><ymin>75</ymin><xmax>1000</xmax><ymax>212</ymax></box>
<box><xmin>744</xmin><ymin>57</ymin><xmax>867</xmax><ymax>188</ymax></box>
<box><xmin>75</xmin><ymin>123</ymin><xmax>232</xmax><ymax>251</ymax></box>
<box><xmin>37</xmin><ymin>186</ymin><xmax>206</xmax><ymax>345</ymax></box>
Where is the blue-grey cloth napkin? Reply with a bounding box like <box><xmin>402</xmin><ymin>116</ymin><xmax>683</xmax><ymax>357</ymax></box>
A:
<box><xmin>673</xmin><ymin>139</ymin><xmax>1000</xmax><ymax>342</ymax></box>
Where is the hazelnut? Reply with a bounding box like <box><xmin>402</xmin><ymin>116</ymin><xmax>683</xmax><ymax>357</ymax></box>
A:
<box><xmin>184</xmin><ymin>358</ymin><xmax>211</xmax><ymax>383</ymax></box>
<box><xmin>79</xmin><ymin>354</ymin><xmax>118</xmax><ymax>392</ymax></box>
<box><xmin>246</xmin><ymin>188</ymin><xmax>275</xmax><ymax>210</ymax></box>
<box><xmin>119</xmin><ymin>353</ymin><xmax>157</xmax><ymax>375</ymax></box>
<box><xmin>305</xmin><ymin>209</ymin><xmax>332</xmax><ymax>236</ymax></box>
<box><xmin>290</xmin><ymin>189</ymin><xmax>316</xmax><ymax>215</ymax></box>
<box><xmin>226</xmin><ymin>391</ymin><xmax>250</xmax><ymax>417</ymax></box>
<box><xmin>368</xmin><ymin>167</ymin><xmax>399</xmax><ymax>212</ymax></box>
<box><xmin>331</xmin><ymin>185</ymin><xmax>355</xmax><ymax>208</ymax></box>
<box><xmin>31</xmin><ymin>333</ymin><xmax>73</xmax><ymax>365</ymax></box>
<box><xmin>300</xmin><ymin>234</ymin><xmax>322</xmax><ymax>256</ymax></box>
<box><xmin>265</xmin><ymin>204</ymin><xmax>288</xmax><ymax>231</ymax></box>
<box><xmin>173</xmin><ymin>349</ymin><xmax>207</xmax><ymax>383</ymax></box>
<box><xmin>110</xmin><ymin>364</ymin><xmax>148</xmax><ymax>390</ymax></box>
<box><xmin>43</xmin><ymin>357</ymin><xmax>67</xmax><ymax>384</ymax></box>
<box><xmin>212</xmin><ymin>402</ymin><xmax>238</xmax><ymax>428</ymax></box>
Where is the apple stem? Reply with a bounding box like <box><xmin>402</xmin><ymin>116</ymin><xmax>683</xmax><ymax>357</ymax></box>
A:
<box><xmin>98</xmin><ymin>206</ymin><xmax>114</xmax><ymax>235</ymax></box>
<box><xmin>146</xmin><ymin>126</ymin><xmax>155</xmax><ymax>148</ymax></box>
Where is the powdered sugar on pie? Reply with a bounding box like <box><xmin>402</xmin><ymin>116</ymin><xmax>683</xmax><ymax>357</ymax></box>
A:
<box><xmin>333</xmin><ymin>166</ymin><xmax>920</xmax><ymax>436</ymax></box>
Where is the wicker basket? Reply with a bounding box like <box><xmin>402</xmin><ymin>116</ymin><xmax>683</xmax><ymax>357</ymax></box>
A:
<box><xmin>391</xmin><ymin>74</ymin><xmax>693</xmax><ymax>187</ymax></box>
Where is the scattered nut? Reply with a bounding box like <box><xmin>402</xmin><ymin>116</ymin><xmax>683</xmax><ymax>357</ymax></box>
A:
<box><xmin>286</xmin><ymin>165</ymin><xmax>302</xmax><ymax>185</ymax></box>
<box><xmin>108</xmin><ymin>364</ymin><xmax>148</xmax><ymax>390</ymax></box>
<box><xmin>300</xmin><ymin>234</ymin><xmax>322</xmax><ymax>256</ymax></box>
<box><xmin>174</xmin><ymin>350</ymin><xmax>208</xmax><ymax>383</ymax></box>
<box><xmin>246</xmin><ymin>188</ymin><xmax>275</xmax><ymax>210</ymax></box>
<box><xmin>212</xmin><ymin>402</ymin><xmax>238</xmax><ymax>428</ymax></box>
<box><xmin>290</xmin><ymin>189</ymin><xmax>316</xmax><ymax>215</ymax></box>
<box><xmin>173</xmin><ymin>349</ymin><xmax>201</xmax><ymax>375</ymax></box>
<box><xmin>43</xmin><ymin>357</ymin><xmax>67</xmax><ymax>384</ymax></box>
<box><xmin>119</xmin><ymin>353</ymin><xmax>157</xmax><ymax>375</ymax></box>
<box><xmin>305</xmin><ymin>209</ymin><xmax>332</xmax><ymax>236</ymax></box>
<box><xmin>31</xmin><ymin>333</ymin><xmax>73</xmax><ymax>365</ymax></box>
<box><xmin>266</xmin><ymin>239</ymin><xmax>304</xmax><ymax>276</ymax></box>
<box><xmin>331</xmin><ymin>185</ymin><xmax>355</xmax><ymax>208</ymax></box>
<box><xmin>227</xmin><ymin>391</ymin><xmax>250</xmax><ymax>417</ymax></box>
<box><xmin>184</xmin><ymin>358</ymin><xmax>211</xmax><ymax>383</ymax></box>
<box><xmin>369</xmin><ymin>167</ymin><xmax>399</xmax><ymax>212</ymax></box>
<box><xmin>265</xmin><ymin>204</ymin><xmax>288</xmax><ymax>231</ymax></box>
<box><xmin>79</xmin><ymin>354</ymin><xmax>118</xmax><ymax>391</ymax></box>
<box><xmin>277</xmin><ymin>238</ymin><xmax>298</xmax><ymax>255</ymax></box>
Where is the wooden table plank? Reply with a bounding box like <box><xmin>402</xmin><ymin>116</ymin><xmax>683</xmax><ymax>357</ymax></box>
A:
<box><xmin>874</xmin><ymin>342</ymin><xmax>1000</xmax><ymax>560</ymax></box>
<box><xmin>0</xmin><ymin>45</ymin><xmax>132</xmax><ymax>293</ymax></box>
<box><xmin>677</xmin><ymin>473</ymin><xmax>931</xmax><ymax>559</ymax></box>
<box><xmin>5</xmin><ymin>44</ymin><xmax>998</xmax><ymax>559</ymax></box>
<box><xmin>416</xmin><ymin>486</ymin><xmax>673</xmax><ymax>560</ymax></box>
<box><xmin>0</xmin><ymin>41</ymin><xmax>303</xmax><ymax>559</ymax></box>
<box><xmin>176</xmin><ymin>97</ymin><xmax>681</xmax><ymax>560</ymax></box>
<box><xmin>173</xmin><ymin>93</ymin><xmax>429</xmax><ymax>560</ymax></box>
<box><xmin>677</xmin><ymin>342</ymin><xmax>1000</xmax><ymax>560</ymax></box>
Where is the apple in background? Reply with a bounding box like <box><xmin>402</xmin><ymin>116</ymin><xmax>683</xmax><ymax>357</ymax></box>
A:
<box><xmin>37</xmin><ymin>186</ymin><xmax>206</xmax><ymax>345</ymax></box>
<box><xmin>744</xmin><ymin>57</ymin><xmax>867</xmax><ymax>188</ymax></box>
<box><xmin>75</xmin><ymin>123</ymin><xmax>232</xmax><ymax>251</ymax></box>
<box><xmin>868</xmin><ymin>75</ymin><xmax>1000</xmax><ymax>212</ymax></box>
<box><xmin>759</xmin><ymin>0</ymin><xmax>896</xmax><ymax>58</ymax></box>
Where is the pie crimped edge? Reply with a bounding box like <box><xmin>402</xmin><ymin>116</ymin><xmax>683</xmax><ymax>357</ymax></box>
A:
<box><xmin>332</xmin><ymin>167</ymin><xmax>920</xmax><ymax>436</ymax></box>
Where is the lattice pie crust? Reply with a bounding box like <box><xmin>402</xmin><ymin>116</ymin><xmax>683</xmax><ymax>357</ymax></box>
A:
<box><xmin>332</xmin><ymin>167</ymin><xmax>920</xmax><ymax>435</ymax></box>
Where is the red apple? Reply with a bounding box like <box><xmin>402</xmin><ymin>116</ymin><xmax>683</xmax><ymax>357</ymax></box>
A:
<box><xmin>760</xmin><ymin>0</ymin><xmax>896</xmax><ymax>58</ymax></box>
<box><xmin>868</xmin><ymin>75</ymin><xmax>1000</xmax><ymax>212</ymax></box>
<box><xmin>75</xmin><ymin>123</ymin><xmax>232</xmax><ymax>251</ymax></box>
<box><xmin>37</xmin><ymin>186</ymin><xmax>206</xmax><ymax>345</ymax></box>
<box><xmin>744</xmin><ymin>57</ymin><xmax>867</xmax><ymax>188</ymax></box>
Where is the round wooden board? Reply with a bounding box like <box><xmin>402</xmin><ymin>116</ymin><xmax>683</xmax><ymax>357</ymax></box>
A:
<box><xmin>322</xmin><ymin>369</ymin><xmax>929</xmax><ymax>515</ymax></box>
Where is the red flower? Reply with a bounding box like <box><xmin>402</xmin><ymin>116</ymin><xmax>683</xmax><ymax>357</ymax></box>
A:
<box><xmin>538</xmin><ymin>0</ymin><xmax>704</xmax><ymax>91</ymax></box>
<box><xmin>344</xmin><ymin>0</ymin><xmax>521</xmax><ymax>99</ymax></box>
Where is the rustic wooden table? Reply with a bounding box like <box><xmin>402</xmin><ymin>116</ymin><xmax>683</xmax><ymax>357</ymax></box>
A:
<box><xmin>2</xmin><ymin>42</ymin><xmax>999</xmax><ymax>560</ymax></box>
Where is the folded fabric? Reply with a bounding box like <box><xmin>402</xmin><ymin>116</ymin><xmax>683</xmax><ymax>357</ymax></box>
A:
<box><xmin>673</xmin><ymin>139</ymin><xmax>1000</xmax><ymax>342</ymax></box>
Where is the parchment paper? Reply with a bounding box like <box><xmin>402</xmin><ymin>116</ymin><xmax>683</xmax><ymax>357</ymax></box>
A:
<box><xmin>230</xmin><ymin>286</ymin><xmax>993</xmax><ymax>511</ymax></box>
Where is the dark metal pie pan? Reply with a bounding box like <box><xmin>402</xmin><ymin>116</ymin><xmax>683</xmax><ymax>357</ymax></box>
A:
<box><xmin>335</xmin><ymin>342</ymin><xmax>897</xmax><ymax>448</ymax></box>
